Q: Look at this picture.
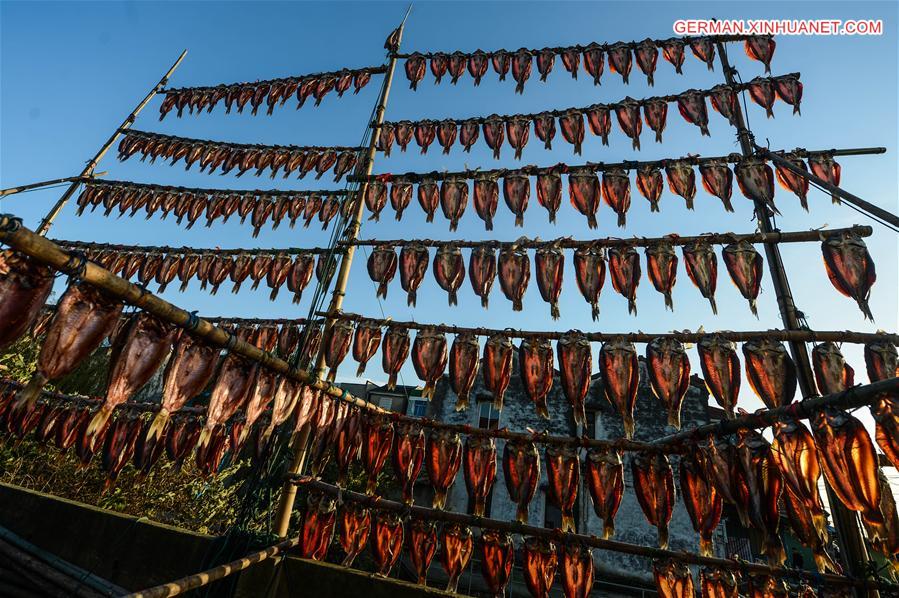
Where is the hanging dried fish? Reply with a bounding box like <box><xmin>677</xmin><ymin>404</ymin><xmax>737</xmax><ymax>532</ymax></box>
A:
<box><xmin>512</xmin><ymin>48</ymin><xmax>532</xmax><ymax>94</ymax></box>
<box><xmin>523</xmin><ymin>537</ymin><xmax>557</xmax><ymax>598</ymax></box>
<box><xmin>371</xmin><ymin>510</ymin><xmax>404</xmax><ymax>576</ymax></box>
<box><xmin>682</xmin><ymin>240</ymin><xmax>718</xmax><ymax>314</ymax></box>
<box><xmin>480</xmin><ymin>530</ymin><xmax>514</xmax><ymax>596</ymax></box>
<box><xmin>743</xmin><ymin>338</ymin><xmax>796</xmax><ymax>409</ymax></box>
<box><xmin>678</xmin><ymin>90</ymin><xmax>711</xmax><ymax>136</ymax></box>
<box><xmin>583</xmin><ymin>43</ymin><xmax>604</xmax><ymax>85</ymax></box>
<box><xmin>646</xmin><ymin>337</ymin><xmax>690</xmax><ymax>429</ymax></box>
<box><xmin>15</xmin><ymin>283</ymin><xmax>123</xmax><ymax>411</ymax></box>
<box><xmin>736</xmin><ymin>430</ymin><xmax>786</xmax><ymax>565</ymax></box>
<box><xmin>608</xmin><ymin>42</ymin><xmax>632</xmax><ymax>84</ymax></box>
<box><xmin>643</xmin><ymin>99</ymin><xmax>668</xmax><ymax>144</ymax></box>
<box><xmin>568</xmin><ymin>170</ymin><xmax>600</xmax><ymax>229</ymax></box>
<box><xmin>632</xmin><ymin>452</ymin><xmax>675</xmax><ymax>549</ymax></box>
<box><xmin>808</xmin><ymin>153</ymin><xmax>841</xmax><ymax>204</ymax></box>
<box><xmin>533</xmin><ymin>112</ymin><xmax>556</xmax><ymax>150</ymax></box>
<box><xmin>517</xmin><ymin>337</ymin><xmax>553</xmax><ymax>419</ymax></box>
<box><xmin>821</xmin><ymin>231</ymin><xmax>876</xmax><ymax>320</ymax></box>
<box><xmin>412</xmin><ymin>328</ymin><xmax>448</xmax><ymax>399</ymax></box>
<box><xmin>365</xmin><ymin>180</ymin><xmax>388</xmax><ymax>221</ymax></box>
<box><xmin>395</xmin><ymin>121</ymin><xmax>414</xmax><ymax>152</ymax></box>
<box><xmin>559</xmin><ymin>110</ymin><xmax>585</xmax><ymax>155</ymax></box>
<box><xmin>352</xmin><ymin>321</ymin><xmax>382</xmax><ymax>377</ymax></box>
<box><xmin>680</xmin><ymin>451</ymin><xmax>722</xmax><ymax>557</ymax></box>
<box><xmin>599</xmin><ymin>338</ymin><xmax>639</xmax><ymax>439</ymax></box>
<box><xmin>0</xmin><ymin>251</ymin><xmax>53</xmax><ymax>352</ymax></box>
<box><xmin>405</xmin><ymin>53</ymin><xmax>426</xmax><ymax>90</ymax></box>
<box><xmin>735</xmin><ymin>157</ymin><xmax>777</xmax><ymax>213</ymax></box>
<box><xmin>775</xmin><ymin>74</ymin><xmax>803</xmax><ymax>115</ymax></box>
<box><xmin>645</xmin><ymin>241</ymin><xmax>678</xmax><ymax>311</ymax></box>
<box><xmin>506</xmin><ymin>116</ymin><xmax>530</xmax><ymax>160</ymax></box>
<box><xmin>483</xmin><ymin>115</ymin><xmax>505</xmax><ymax>159</ymax></box>
<box><xmin>399</xmin><ymin>243</ymin><xmax>429</xmax><ymax>307</ymax></box>
<box><xmin>367</xmin><ymin>244</ymin><xmax>397</xmax><ymax>299</ymax></box>
<box><xmin>338</xmin><ymin>503</ymin><xmax>370</xmax><ymax>567</ymax></box>
<box><xmin>502</xmin><ymin>439</ymin><xmax>540</xmax><ymax>523</ymax></box>
<box><xmin>499</xmin><ymin>245</ymin><xmax>530</xmax><ymax>311</ymax></box>
<box><xmin>376</xmin><ymin>122</ymin><xmax>395</xmax><ymax>156</ymax></box>
<box><xmin>392</xmin><ymin>421</ymin><xmax>425</xmax><ymax>505</ymax></box>
<box><xmin>322</xmin><ymin>320</ymin><xmax>354</xmax><ymax>382</ymax></box>
<box><xmin>747</xmin><ymin>77</ymin><xmax>776</xmax><ymax>118</ymax></box>
<box><xmin>433</xmin><ymin>244</ymin><xmax>465</xmax><ymax>306</ymax></box>
<box><xmin>558</xmin><ymin>331</ymin><xmax>592</xmax><ymax>427</ymax></box>
<box><xmin>653</xmin><ymin>559</ymin><xmax>694</xmax><ymax>598</ymax></box>
<box><xmin>585</xmin><ymin>447</ymin><xmax>624</xmax><ymax>539</ymax></box>
<box><xmin>503</xmin><ymin>173</ymin><xmax>530</xmax><ymax>227</ymax></box>
<box><xmin>586</xmin><ymin>104</ymin><xmax>611</xmax><ymax>146</ymax></box>
<box><xmin>427</xmin><ymin>428</ymin><xmax>463</xmax><ymax>509</ymax></box>
<box><xmin>698</xmin><ymin>334</ymin><xmax>741</xmax><ymax>418</ymax></box>
<box><xmin>440</xmin><ymin>177</ymin><xmax>468</xmax><ymax>231</ymax></box>
<box><xmin>700</xmin><ymin>568</ymin><xmax>739</xmax><ymax>598</ymax></box>
<box><xmin>414</xmin><ymin>120</ymin><xmax>437</xmax><ymax>154</ymax></box>
<box><xmin>381</xmin><ymin>325</ymin><xmax>410</xmax><ymax>390</ymax></box>
<box><xmin>448</xmin><ymin>51</ymin><xmax>467</xmax><ymax>84</ymax></box>
<box><xmin>660</xmin><ymin>38</ymin><xmax>685</xmax><ymax>74</ymax></box>
<box><xmin>665</xmin><ymin>160</ymin><xmax>697</xmax><ymax>210</ymax></box>
<box><xmin>535</xmin><ymin>171</ymin><xmax>562</xmax><ymax>223</ymax></box>
<box><xmin>435</xmin><ymin>119</ymin><xmax>457</xmax><ymax>155</ymax></box>
<box><xmin>535</xmin><ymin>244</ymin><xmax>564</xmax><ymax>319</ymax></box>
<box><xmin>407</xmin><ymin>518</ymin><xmax>438</xmax><ymax>585</ymax></box>
<box><xmin>464</xmin><ymin>435</ymin><xmax>497</xmax><ymax>517</ymax></box>
<box><xmin>468</xmin><ymin>51</ymin><xmax>489</xmax><ymax>85</ymax></box>
<box><xmin>635</xmin><ymin>38</ymin><xmax>659</xmax><ymax>86</ymax></box>
<box><xmin>708</xmin><ymin>84</ymin><xmax>738</xmax><ymax>127</ymax></box>
<box><xmin>615</xmin><ymin>98</ymin><xmax>643</xmax><ymax>150</ymax></box>
<box><xmin>636</xmin><ymin>165</ymin><xmax>664</xmax><ymax>212</ymax></box>
<box><xmin>483</xmin><ymin>333</ymin><xmax>514</xmax><ymax>411</ymax></box>
<box><xmin>473</xmin><ymin>173</ymin><xmax>499</xmax><ymax>230</ymax></box>
<box><xmin>546</xmin><ymin>444</ymin><xmax>580</xmax><ymax>532</ymax></box>
<box><xmin>574</xmin><ymin>246</ymin><xmax>605</xmax><ymax>321</ymax></box>
<box><xmin>362</xmin><ymin>415</ymin><xmax>394</xmax><ymax>495</ymax></box>
<box><xmin>811</xmin><ymin>407</ymin><xmax>883</xmax><ymax>525</ymax></box>
<box><xmin>602</xmin><ymin>167</ymin><xmax>631</xmax><ymax>227</ymax></box>
<box><xmin>561</xmin><ymin>543</ymin><xmax>594</xmax><ymax>598</ymax></box>
<box><xmin>608</xmin><ymin>245</ymin><xmax>640</xmax><ymax>316</ymax></box>
<box><xmin>773</xmin><ymin>152</ymin><xmax>810</xmax><ymax>211</ymax></box>
<box><xmin>812</xmin><ymin>341</ymin><xmax>855</xmax><ymax>396</ymax></box>
<box><xmin>536</xmin><ymin>48</ymin><xmax>555</xmax><ymax>81</ymax></box>
<box><xmin>459</xmin><ymin>120</ymin><xmax>480</xmax><ymax>152</ymax></box>
<box><xmin>699</xmin><ymin>160</ymin><xmax>735</xmax><ymax>212</ymax></box>
<box><xmin>469</xmin><ymin>245</ymin><xmax>497</xmax><ymax>309</ymax></box>
<box><xmin>722</xmin><ymin>241</ymin><xmax>763</xmax><ymax>317</ymax></box>
<box><xmin>450</xmin><ymin>332</ymin><xmax>480</xmax><ymax>411</ymax></box>
<box><xmin>865</xmin><ymin>340</ymin><xmax>899</xmax><ymax>469</ymax></box>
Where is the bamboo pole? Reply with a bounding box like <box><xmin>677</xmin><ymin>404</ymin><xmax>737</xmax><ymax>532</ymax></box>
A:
<box><xmin>756</xmin><ymin>147</ymin><xmax>899</xmax><ymax>229</ymax></box>
<box><xmin>0</xmin><ymin>173</ymin><xmax>106</xmax><ymax>198</ymax></box>
<box><xmin>120</xmin><ymin>129</ymin><xmax>364</xmax><ymax>153</ymax></box>
<box><xmin>380</xmin><ymin>73</ymin><xmax>800</xmax><ymax>126</ymax></box>
<box><xmin>272</xmin><ymin>16</ymin><xmax>408</xmax><ymax>539</ymax></box>
<box><xmin>54</xmin><ymin>239</ymin><xmax>340</xmax><ymax>256</ymax></box>
<box><xmin>318</xmin><ymin>311</ymin><xmax>899</xmax><ymax>345</ymax></box>
<box><xmin>77</xmin><ymin>178</ymin><xmax>348</xmax><ymax>198</ymax></box>
<box><xmin>35</xmin><ymin>50</ymin><xmax>187</xmax><ymax>236</ymax></box>
<box><xmin>121</xmin><ymin>537</ymin><xmax>299</xmax><ymax>598</ymax></box>
<box><xmin>292</xmin><ymin>477</ymin><xmax>899</xmax><ymax>593</ymax></box>
<box><xmin>348</xmin><ymin>145</ymin><xmax>885</xmax><ymax>183</ymax></box>
<box><xmin>0</xmin><ymin>214</ymin><xmax>381</xmax><ymax>415</ymax></box>
<box><xmin>391</xmin><ymin>33</ymin><xmax>766</xmax><ymax>59</ymax></box>
<box><xmin>715</xmin><ymin>40</ymin><xmax>871</xmax><ymax>593</ymax></box>
<box><xmin>345</xmin><ymin>225</ymin><xmax>872</xmax><ymax>249</ymax></box>
<box><xmin>161</xmin><ymin>64</ymin><xmax>388</xmax><ymax>95</ymax></box>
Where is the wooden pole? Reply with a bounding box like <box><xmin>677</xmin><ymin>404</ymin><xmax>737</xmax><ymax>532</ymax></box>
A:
<box><xmin>344</xmin><ymin>225</ymin><xmax>873</xmax><ymax>249</ymax></box>
<box><xmin>292</xmin><ymin>477</ymin><xmax>899</xmax><ymax>593</ymax></box>
<box><xmin>121</xmin><ymin>537</ymin><xmax>299</xmax><ymax>598</ymax></box>
<box><xmin>0</xmin><ymin>173</ymin><xmax>106</xmax><ymax>198</ymax></box>
<box><xmin>271</xmin><ymin>16</ymin><xmax>408</xmax><ymax>539</ymax></box>
<box><xmin>756</xmin><ymin>146</ymin><xmax>899</xmax><ymax>229</ymax></box>
<box><xmin>321</xmin><ymin>311</ymin><xmax>899</xmax><ymax>346</ymax></box>
<box><xmin>35</xmin><ymin>50</ymin><xmax>187</xmax><ymax>236</ymax></box>
<box><xmin>715</xmin><ymin>40</ymin><xmax>872</xmax><ymax>593</ymax></box>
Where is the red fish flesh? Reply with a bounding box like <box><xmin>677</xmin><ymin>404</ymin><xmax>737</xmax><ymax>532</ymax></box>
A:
<box><xmin>535</xmin><ymin>244</ymin><xmax>564</xmax><ymax>319</ymax></box>
<box><xmin>459</xmin><ymin>120</ymin><xmax>480</xmax><ymax>152</ymax></box>
<box><xmin>747</xmin><ymin>77</ymin><xmax>776</xmax><ymax>118</ymax></box>
<box><xmin>665</xmin><ymin>160</ymin><xmax>697</xmax><ymax>210</ymax></box>
<box><xmin>408</xmin><ymin>518</ymin><xmax>438</xmax><ymax>585</ymax></box>
<box><xmin>599</xmin><ymin>338</ymin><xmax>639</xmax><ymax>438</ymax></box>
<box><xmin>300</xmin><ymin>492</ymin><xmax>336</xmax><ymax>560</ymax></box>
<box><xmin>561</xmin><ymin>543</ymin><xmax>594</xmax><ymax>598</ymax></box>
<box><xmin>405</xmin><ymin>54</ymin><xmax>426</xmax><ymax>90</ymax></box>
<box><xmin>546</xmin><ymin>444</ymin><xmax>580</xmax><ymax>532</ymax></box>
<box><xmin>367</xmin><ymin>244</ymin><xmax>397</xmax><ymax>299</ymax></box>
<box><xmin>414</xmin><ymin>120</ymin><xmax>437</xmax><ymax>154</ymax></box>
<box><xmin>533</xmin><ymin>112</ymin><xmax>556</xmax><ymax>150</ymax></box>
<box><xmin>698</xmin><ymin>334</ymin><xmax>741</xmax><ymax>418</ymax></box>
<box><xmin>615</xmin><ymin>98</ymin><xmax>642</xmax><ymax>150</ymax></box>
<box><xmin>660</xmin><ymin>38</ymin><xmax>685</xmax><ymax>74</ymax></box>
<box><xmin>450</xmin><ymin>332</ymin><xmax>480</xmax><ymax>411</ymax></box>
<box><xmin>586</xmin><ymin>447</ymin><xmax>624</xmax><ymax>539</ymax></box>
<box><xmin>506</xmin><ymin>117</ymin><xmax>530</xmax><ymax>160</ymax></box>
<box><xmin>583</xmin><ymin>43</ymin><xmax>604</xmax><ymax>85</ymax></box>
<box><xmin>352</xmin><ymin>320</ymin><xmax>382</xmax><ymax>376</ymax></box>
<box><xmin>722</xmin><ymin>240</ymin><xmax>763</xmax><ymax>316</ymax></box>
<box><xmin>362</xmin><ymin>415</ymin><xmax>394</xmax><ymax>495</ymax></box>
<box><xmin>821</xmin><ymin>231</ymin><xmax>875</xmax><ymax>320</ymax></box>
<box><xmin>654</xmin><ymin>559</ymin><xmax>694</xmax><ymax>598</ymax></box>
<box><xmin>568</xmin><ymin>170</ymin><xmax>600</xmax><ymax>229</ymax></box>
<box><xmin>775</xmin><ymin>75</ymin><xmax>803</xmax><ymax>115</ymax></box>
<box><xmin>773</xmin><ymin>152</ymin><xmax>810</xmax><ymax>211</ymax></box>
<box><xmin>338</xmin><ymin>503</ymin><xmax>370</xmax><ymax>566</ymax></box>
<box><xmin>735</xmin><ymin>157</ymin><xmax>777</xmax><ymax>213</ymax></box>
<box><xmin>536</xmin><ymin>171</ymin><xmax>562</xmax><ymax>223</ymax></box>
<box><xmin>323</xmin><ymin>320</ymin><xmax>354</xmax><ymax>382</ymax></box>
<box><xmin>474</xmin><ymin>173</ymin><xmax>499</xmax><ymax>230</ymax></box>
<box><xmin>586</xmin><ymin>105</ymin><xmax>611</xmax><ymax>146</ymax></box>
<box><xmin>709</xmin><ymin>84</ymin><xmax>738</xmax><ymax>126</ymax></box>
<box><xmin>743</xmin><ymin>338</ymin><xmax>796</xmax><ymax>409</ymax></box>
<box><xmin>771</xmin><ymin>419</ymin><xmax>828</xmax><ymax>544</ymax></box>
<box><xmin>483</xmin><ymin>333</ymin><xmax>513</xmax><ymax>410</ymax></box>
<box><xmin>437</xmin><ymin>119</ymin><xmax>457</xmax><ymax>155</ymax></box>
<box><xmin>440</xmin><ymin>178</ymin><xmax>468</xmax><ymax>231</ymax></box>
<box><xmin>480</xmin><ymin>530</ymin><xmax>514</xmax><ymax>595</ymax></box>
<box><xmin>683</xmin><ymin>240</ymin><xmax>718</xmax><ymax>314</ymax></box>
<box><xmin>646</xmin><ymin>337</ymin><xmax>690</xmax><ymax>429</ymax></box>
<box><xmin>0</xmin><ymin>251</ymin><xmax>53</xmax><ymax>351</ymax></box>
<box><xmin>808</xmin><ymin>153</ymin><xmax>842</xmax><ymax>204</ymax></box>
<box><xmin>559</xmin><ymin>110</ymin><xmax>585</xmax><ymax>155</ymax></box>
<box><xmin>608</xmin><ymin>42</ymin><xmax>632</xmax><ymax>83</ymax></box>
<box><xmin>469</xmin><ymin>245</ymin><xmax>497</xmax><ymax>309</ymax></box>
<box><xmin>392</xmin><ymin>421</ymin><xmax>425</xmax><ymax>505</ymax></box>
<box><xmin>574</xmin><ymin>246</ymin><xmax>605</xmax><ymax>321</ymax></box>
<box><xmin>503</xmin><ymin>439</ymin><xmax>540</xmax><ymax>523</ymax></box>
<box><xmin>433</xmin><ymin>244</ymin><xmax>465</xmax><ymax>306</ymax></box>
<box><xmin>499</xmin><ymin>245</ymin><xmax>530</xmax><ymax>311</ymax></box>
<box><xmin>512</xmin><ymin>48</ymin><xmax>532</xmax><ymax>94</ymax></box>
<box><xmin>645</xmin><ymin>241</ymin><xmax>677</xmax><ymax>311</ymax></box>
<box><xmin>557</xmin><ymin>331</ymin><xmax>592</xmax><ymax>426</ymax></box>
<box><xmin>448</xmin><ymin>51</ymin><xmax>466</xmax><ymax>84</ymax></box>
<box><xmin>427</xmin><ymin>428</ymin><xmax>463</xmax><ymax>509</ymax></box>
<box><xmin>637</xmin><ymin>165</ymin><xmax>664</xmax><ymax>212</ymax></box>
<box><xmin>608</xmin><ymin>245</ymin><xmax>640</xmax><ymax>316</ymax></box>
<box><xmin>483</xmin><ymin>115</ymin><xmax>505</xmax><ymax>159</ymax></box>
<box><xmin>523</xmin><ymin>537</ymin><xmax>557</xmax><ymax>598</ymax></box>
<box><xmin>365</xmin><ymin>180</ymin><xmax>387</xmax><ymax>221</ymax></box>
<box><xmin>736</xmin><ymin>430</ymin><xmax>786</xmax><ymax>565</ymax></box>
<box><xmin>632</xmin><ymin>452</ymin><xmax>675</xmax><ymax>549</ymax></box>
<box><xmin>464</xmin><ymin>435</ymin><xmax>497</xmax><ymax>517</ymax></box>
<box><xmin>503</xmin><ymin>174</ymin><xmax>530</xmax><ymax>227</ymax></box>
<box><xmin>643</xmin><ymin>99</ymin><xmax>668</xmax><ymax>144</ymax></box>
<box><xmin>681</xmin><ymin>451</ymin><xmax>722</xmax><ymax>556</ymax></box>
<box><xmin>602</xmin><ymin>167</ymin><xmax>631</xmax><ymax>227</ymax></box>
<box><xmin>635</xmin><ymin>38</ymin><xmax>659</xmax><ymax>86</ymax></box>
<box><xmin>519</xmin><ymin>337</ymin><xmax>553</xmax><ymax>418</ymax></box>
<box><xmin>699</xmin><ymin>160</ymin><xmax>735</xmax><ymax>212</ymax></box>
<box><xmin>412</xmin><ymin>328</ymin><xmax>448</xmax><ymax>399</ymax></box>
<box><xmin>439</xmin><ymin>524</ymin><xmax>473</xmax><ymax>593</ymax></box>
<box><xmin>381</xmin><ymin>325</ymin><xmax>410</xmax><ymax>390</ymax></box>
<box><xmin>536</xmin><ymin>48</ymin><xmax>555</xmax><ymax>81</ymax></box>
<box><xmin>399</xmin><ymin>243</ymin><xmax>429</xmax><ymax>306</ymax></box>
<box><xmin>468</xmin><ymin>51</ymin><xmax>489</xmax><ymax>85</ymax></box>
<box><xmin>371</xmin><ymin>510</ymin><xmax>404</xmax><ymax>576</ymax></box>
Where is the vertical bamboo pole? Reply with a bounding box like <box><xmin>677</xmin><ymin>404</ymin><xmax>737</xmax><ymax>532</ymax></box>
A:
<box><xmin>272</xmin><ymin>19</ymin><xmax>407</xmax><ymax>538</ymax></box>
<box><xmin>35</xmin><ymin>50</ymin><xmax>188</xmax><ymax>236</ymax></box>
<box><xmin>715</xmin><ymin>41</ymin><xmax>872</xmax><ymax>595</ymax></box>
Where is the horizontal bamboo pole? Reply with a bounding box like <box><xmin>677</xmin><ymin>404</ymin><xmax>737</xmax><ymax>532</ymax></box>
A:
<box><xmin>78</xmin><ymin>178</ymin><xmax>349</xmax><ymax>198</ymax></box>
<box><xmin>0</xmin><ymin>173</ymin><xmax>107</xmax><ymax>198</ymax></box>
<box><xmin>123</xmin><ymin>129</ymin><xmax>364</xmax><ymax>153</ymax></box>
<box><xmin>121</xmin><ymin>537</ymin><xmax>299</xmax><ymax>598</ymax></box>
<box><xmin>54</xmin><ymin>239</ymin><xmax>341</xmax><ymax>257</ymax></box>
<box><xmin>37</xmin><ymin>305</ymin><xmax>321</xmax><ymax>328</ymax></box>
<box><xmin>392</xmin><ymin>33</ymin><xmax>767</xmax><ymax>59</ymax></box>
<box><xmin>162</xmin><ymin>64</ymin><xmax>388</xmax><ymax>94</ymax></box>
<box><xmin>345</xmin><ymin>225</ymin><xmax>872</xmax><ymax>250</ymax></box>
<box><xmin>292</xmin><ymin>477</ymin><xmax>898</xmax><ymax>592</ymax></box>
<box><xmin>0</xmin><ymin>214</ymin><xmax>383</xmax><ymax>415</ymax></box>
<box><xmin>654</xmin><ymin>376</ymin><xmax>899</xmax><ymax>446</ymax></box>
<box><xmin>350</xmin><ymin>146</ymin><xmax>886</xmax><ymax>183</ymax></box>
<box><xmin>757</xmin><ymin>147</ymin><xmax>899</xmax><ymax>229</ymax></box>
<box><xmin>323</xmin><ymin>311</ymin><xmax>899</xmax><ymax>346</ymax></box>
<box><xmin>382</xmin><ymin>74</ymin><xmax>799</xmax><ymax>126</ymax></box>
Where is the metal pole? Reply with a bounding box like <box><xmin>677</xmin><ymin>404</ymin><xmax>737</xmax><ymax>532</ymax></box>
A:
<box><xmin>0</xmin><ymin>173</ymin><xmax>105</xmax><ymax>198</ymax></box>
<box><xmin>35</xmin><ymin>50</ymin><xmax>187</xmax><ymax>236</ymax></box>
<box><xmin>756</xmin><ymin>146</ymin><xmax>899</xmax><ymax>229</ymax></box>
<box><xmin>715</xmin><ymin>41</ymin><xmax>872</xmax><ymax>593</ymax></box>
<box><xmin>271</xmin><ymin>17</ymin><xmax>407</xmax><ymax>538</ymax></box>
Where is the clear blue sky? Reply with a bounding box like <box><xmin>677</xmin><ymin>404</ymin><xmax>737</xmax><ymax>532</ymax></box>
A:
<box><xmin>1</xmin><ymin>2</ymin><xmax>897</xmax><ymax>424</ymax></box>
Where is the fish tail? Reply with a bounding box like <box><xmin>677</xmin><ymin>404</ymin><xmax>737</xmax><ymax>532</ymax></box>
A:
<box><xmin>449</xmin><ymin>291</ymin><xmax>457</xmax><ymax>306</ymax></box>
<box><xmin>432</xmin><ymin>491</ymin><xmax>446</xmax><ymax>510</ymax></box>
<box><xmin>562</xmin><ymin>514</ymin><xmax>575</xmax><ymax>533</ymax></box>
<box><xmin>709</xmin><ymin>297</ymin><xmax>718</xmax><ymax>315</ymax></box>
<box><xmin>800</xmin><ymin>196</ymin><xmax>809</xmax><ymax>212</ymax></box>
<box><xmin>602</xmin><ymin>520</ymin><xmax>615</xmax><ymax>540</ymax></box>
<box><xmin>515</xmin><ymin>214</ymin><xmax>523</xmax><ymax>227</ymax></box>
<box><xmin>446</xmin><ymin>575</ymin><xmax>460</xmax><ymax>593</ymax></box>
<box><xmin>767</xmin><ymin>107</ymin><xmax>774</xmax><ymax>119</ymax></box>
<box><xmin>667</xmin><ymin>409</ymin><xmax>681</xmax><ymax>430</ymax></box>
<box><xmin>342</xmin><ymin>553</ymin><xmax>357</xmax><ymax>567</ymax></box>
<box><xmin>587</xmin><ymin>215</ymin><xmax>598</xmax><ymax>230</ymax></box>
<box><xmin>650</xmin><ymin>200</ymin><xmax>660</xmax><ymax>213</ymax></box>
<box><xmin>485</xmin><ymin>218</ymin><xmax>493</xmax><ymax>231</ymax></box>
<box><xmin>480</xmin><ymin>296</ymin><xmax>489</xmax><ymax>309</ymax></box>
<box><xmin>377</xmin><ymin>284</ymin><xmax>387</xmax><ymax>299</ymax></box>
<box><xmin>15</xmin><ymin>374</ymin><xmax>48</xmax><ymax>410</ymax></box>
<box><xmin>749</xmin><ymin>300</ymin><xmax>758</xmax><ymax>318</ymax></box>
<box><xmin>84</xmin><ymin>406</ymin><xmax>114</xmax><ymax>450</ymax></box>
<box><xmin>197</xmin><ymin>426</ymin><xmax>213</xmax><ymax>450</ymax></box>
<box><xmin>537</xmin><ymin>401</ymin><xmax>549</xmax><ymax>420</ymax></box>
<box><xmin>355</xmin><ymin>363</ymin><xmax>367</xmax><ymax>377</ymax></box>
<box><xmin>422</xmin><ymin>383</ymin><xmax>434</xmax><ymax>400</ymax></box>
<box><xmin>492</xmin><ymin>394</ymin><xmax>504</xmax><ymax>412</ymax></box>
<box><xmin>685</xmin><ymin>198</ymin><xmax>694</xmax><ymax>210</ymax></box>
<box><xmin>387</xmin><ymin>374</ymin><xmax>397</xmax><ymax>391</ymax></box>
<box><xmin>699</xmin><ymin>536</ymin><xmax>713</xmax><ymax>558</ymax></box>
<box><xmin>628</xmin><ymin>299</ymin><xmax>637</xmax><ymax>316</ymax></box>
<box><xmin>407</xmin><ymin>291</ymin><xmax>417</xmax><ymax>307</ymax></box>
<box><xmin>474</xmin><ymin>499</ymin><xmax>485</xmax><ymax>517</ymax></box>
<box><xmin>145</xmin><ymin>409</ymin><xmax>170</xmax><ymax>446</ymax></box>
<box><xmin>664</xmin><ymin>293</ymin><xmax>674</xmax><ymax>312</ymax></box>
<box><xmin>814</xmin><ymin>550</ymin><xmax>838</xmax><ymax>574</ymax></box>
<box><xmin>795</xmin><ymin>106</ymin><xmax>801</xmax><ymax>116</ymax></box>
<box><xmin>327</xmin><ymin>368</ymin><xmax>337</xmax><ymax>383</ymax></box>
<box><xmin>859</xmin><ymin>301</ymin><xmax>876</xmax><ymax>322</ymax></box>
<box><xmin>623</xmin><ymin>416</ymin><xmax>635</xmax><ymax>440</ymax></box>
<box><xmin>516</xmin><ymin>505</ymin><xmax>529</xmax><ymax>523</ymax></box>
<box><xmin>723</xmin><ymin>199</ymin><xmax>735</xmax><ymax>213</ymax></box>
<box><xmin>764</xmin><ymin>537</ymin><xmax>786</xmax><ymax>566</ymax></box>
<box><xmin>633</xmin><ymin>138</ymin><xmax>641</xmax><ymax>151</ymax></box>
<box><xmin>658</xmin><ymin>525</ymin><xmax>669</xmax><ymax>551</ymax></box>
<box><xmin>551</xmin><ymin>303</ymin><xmax>561</xmax><ymax>319</ymax></box>
<box><xmin>591</xmin><ymin>304</ymin><xmax>600</xmax><ymax>321</ymax></box>
<box><xmin>455</xmin><ymin>396</ymin><xmax>469</xmax><ymax>412</ymax></box>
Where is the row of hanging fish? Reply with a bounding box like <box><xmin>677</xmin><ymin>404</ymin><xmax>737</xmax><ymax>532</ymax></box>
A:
<box><xmin>359</xmin><ymin>230</ymin><xmax>875</xmax><ymax>320</ymax></box>
<box><xmin>381</xmin><ymin>75</ymin><xmax>800</xmax><ymax>158</ymax></box>
<box><xmin>303</xmin><ymin>398</ymin><xmax>896</xmax><ymax>571</ymax></box>
<box><xmin>362</xmin><ymin>151</ymin><xmax>843</xmax><ymax>229</ymax></box>
<box><xmin>52</xmin><ymin>242</ymin><xmax>338</xmax><ymax>302</ymax></box>
<box><xmin>158</xmin><ymin>66</ymin><xmax>382</xmax><ymax>120</ymax></box>
<box><xmin>402</xmin><ymin>36</ymin><xmax>776</xmax><ymax>92</ymax></box>
<box><xmin>116</xmin><ymin>131</ymin><xmax>363</xmax><ymax>182</ymax></box>
<box><xmin>75</xmin><ymin>181</ymin><xmax>351</xmax><ymax>233</ymax></box>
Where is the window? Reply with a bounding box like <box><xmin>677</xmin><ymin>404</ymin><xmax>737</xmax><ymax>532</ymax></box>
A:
<box><xmin>376</xmin><ymin>395</ymin><xmax>393</xmax><ymax>411</ymax></box>
<box><xmin>408</xmin><ymin>399</ymin><xmax>428</xmax><ymax>417</ymax></box>
<box><xmin>476</xmin><ymin>396</ymin><xmax>500</xmax><ymax>429</ymax></box>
